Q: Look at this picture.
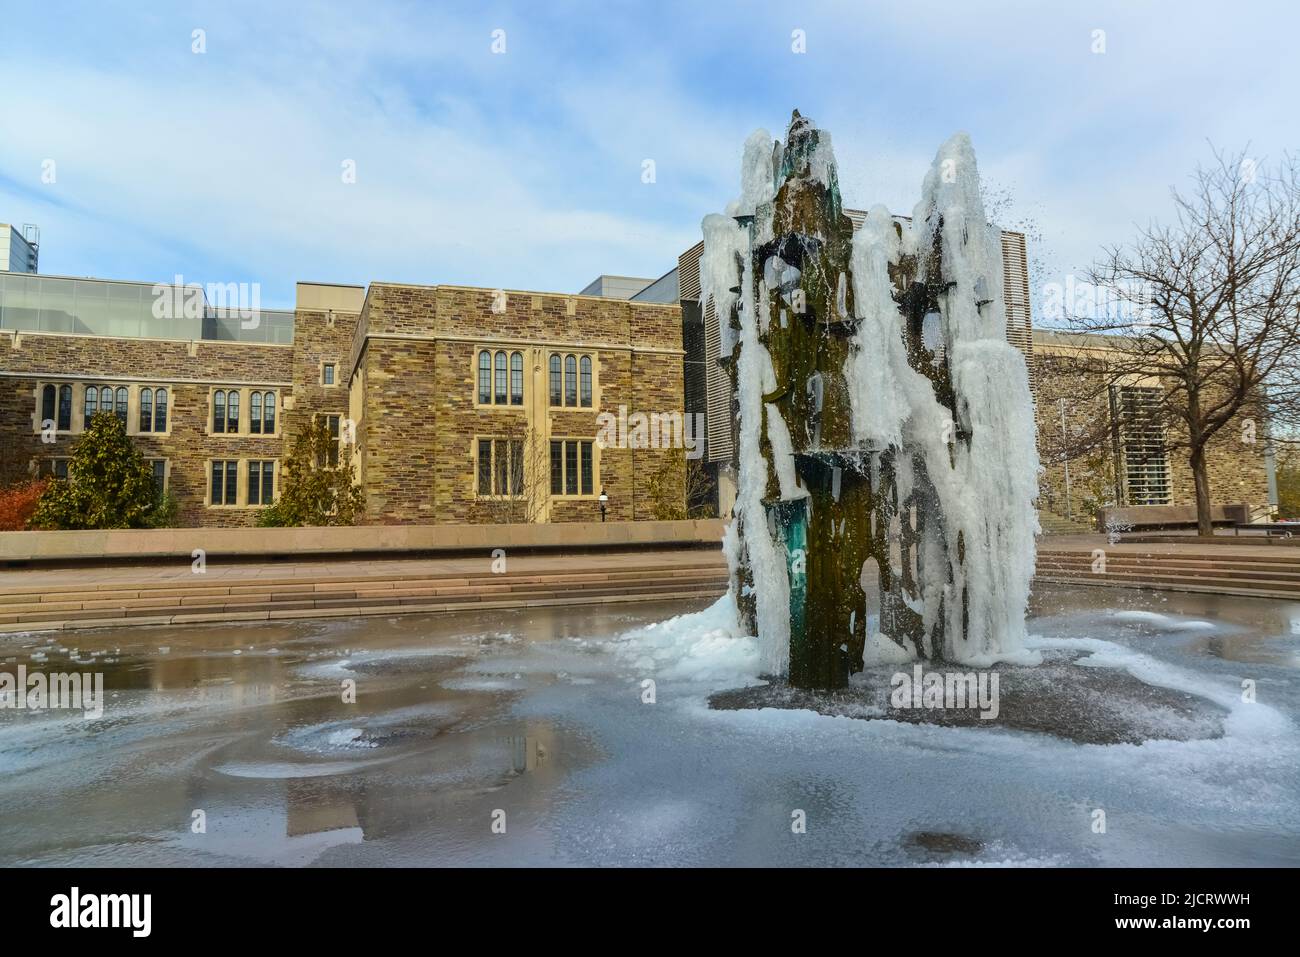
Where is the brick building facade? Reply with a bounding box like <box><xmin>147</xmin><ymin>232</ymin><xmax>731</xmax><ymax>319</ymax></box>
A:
<box><xmin>1033</xmin><ymin>329</ymin><xmax>1273</xmax><ymax>527</ymax></box>
<box><xmin>348</xmin><ymin>283</ymin><xmax>684</xmax><ymax>524</ymax></box>
<box><xmin>0</xmin><ymin>274</ymin><xmax>685</xmax><ymax>527</ymax></box>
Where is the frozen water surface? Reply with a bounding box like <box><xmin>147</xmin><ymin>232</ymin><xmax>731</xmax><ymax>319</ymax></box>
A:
<box><xmin>0</xmin><ymin>585</ymin><xmax>1296</xmax><ymax>867</ymax></box>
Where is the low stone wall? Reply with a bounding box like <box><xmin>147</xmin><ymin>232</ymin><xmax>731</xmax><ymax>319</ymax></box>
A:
<box><xmin>0</xmin><ymin>519</ymin><xmax>726</xmax><ymax>564</ymax></box>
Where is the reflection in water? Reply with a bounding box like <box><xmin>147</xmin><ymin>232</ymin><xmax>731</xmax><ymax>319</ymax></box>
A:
<box><xmin>0</xmin><ymin>591</ymin><xmax>1297</xmax><ymax>866</ymax></box>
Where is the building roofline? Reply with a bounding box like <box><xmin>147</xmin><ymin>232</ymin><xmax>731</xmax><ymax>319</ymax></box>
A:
<box><xmin>362</xmin><ymin>282</ymin><xmax>681</xmax><ymax>309</ymax></box>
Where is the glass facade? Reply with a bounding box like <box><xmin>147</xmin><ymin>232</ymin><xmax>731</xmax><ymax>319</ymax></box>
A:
<box><xmin>0</xmin><ymin>274</ymin><xmax>293</xmax><ymax>343</ymax></box>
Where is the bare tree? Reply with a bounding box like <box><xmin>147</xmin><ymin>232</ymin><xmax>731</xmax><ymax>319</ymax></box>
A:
<box><xmin>478</xmin><ymin>418</ymin><xmax>552</xmax><ymax>524</ymax></box>
<box><xmin>1055</xmin><ymin>146</ymin><xmax>1300</xmax><ymax>535</ymax></box>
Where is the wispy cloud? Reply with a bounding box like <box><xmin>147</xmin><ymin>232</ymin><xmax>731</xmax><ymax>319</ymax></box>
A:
<box><xmin>1</xmin><ymin>0</ymin><xmax>1295</xmax><ymax>311</ymax></box>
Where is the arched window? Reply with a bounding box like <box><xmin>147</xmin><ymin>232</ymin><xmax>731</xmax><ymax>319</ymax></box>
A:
<box><xmin>115</xmin><ymin>387</ymin><xmax>128</xmax><ymax>425</ymax></box>
<box><xmin>226</xmin><ymin>390</ymin><xmax>240</xmax><ymax>433</ymax></box>
<box><xmin>155</xmin><ymin>388</ymin><xmax>168</xmax><ymax>432</ymax></box>
<box><xmin>213</xmin><ymin>390</ymin><xmax>226</xmax><ymax>433</ymax></box>
<box><xmin>549</xmin><ymin>354</ymin><xmax>562</xmax><ymax>406</ymax></box>
<box><xmin>494</xmin><ymin>351</ymin><xmax>507</xmax><ymax>405</ymax></box>
<box><xmin>250</xmin><ymin>391</ymin><xmax>263</xmax><ymax>434</ymax></box>
<box><xmin>478</xmin><ymin>350</ymin><xmax>492</xmax><ymax>404</ymax></box>
<box><xmin>510</xmin><ymin>352</ymin><xmax>523</xmax><ymax>405</ymax></box>
<box><xmin>41</xmin><ymin>385</ymin><xmax>55</xmax><ymax>426</ymax></box>
<box><xmin>580</xmin><ymin>356</ymin><xmax>592</xmax><ymax>408</ymax></box>
<box><xmin>564</xmin><ymin>355</ymin><xmax>577</xmax><ymax>407</ymax></box>
<box><xmin>261</xmin><ymin>392</ymin><xmax>273</xmax><ymax>434</ymax></box>
<box><xmin>140</xmin><ymin>388</ymin><xmax>153</xmax><ymax>432</ymax></box>
<box><xmin>58</xmin><ymin>385</ymin><xmax>72</xmax><ymax>431</ymax></box>
<box><xmin>84</xmin><ymin>386</ymin><xmax>99</xmax><ymax>424</ymax></box>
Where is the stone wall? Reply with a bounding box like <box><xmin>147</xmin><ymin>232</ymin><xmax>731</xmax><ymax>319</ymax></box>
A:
<box><xmin>0</xmin><ymin>330</ymin><xmax>294</xmax><ymax>527</ymax></box>
<box><xmin>0</xmin><ymin>284</ymin><xmax>685</xmax><ymax>529</ymax></box>
<box><xmin>353</xmin><ymin>285</ymin><xmax>685</xmax><ymax>524</ymax></box>
<box><xmin>1033</xmin><ymin>349</ymin><xmax>1272</xmax><ymax>525</ymax></box>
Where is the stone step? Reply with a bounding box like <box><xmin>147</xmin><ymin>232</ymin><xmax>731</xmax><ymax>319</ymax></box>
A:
<box><xmin>0</xmin><ymin>583</ymin><xmax>729</xmax><ymax>633</ymax></box>
<box><xmin>0</xmin><ymin>572</ymin><xmax>730</xmax><ymax>619</ymax></box>
<box><xmin>0</xmin><ymin>563</ymin><xmax>728</xmax><ymax>607</ymax></box>
<box><xmin>1038</xmin><ymin>548</ymin><xmax>1300</xmax><ymax>568</ymax></box>
<box><xmin>1033</xmin><ymin>567</ymin><xmax>1300</xmax><ymax>594</ymax></box>
<box><xmin>1034</xmin><ymin>575</ymin><xmax>1300</xmax><ymax>601</ymax></box>
<box><xmin>1036</xmin><ymin>558</ymin><xmax>1300</xmax><ymax>585</ymax></box>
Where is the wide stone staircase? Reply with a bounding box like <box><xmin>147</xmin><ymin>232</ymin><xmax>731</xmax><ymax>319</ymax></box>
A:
<box><xmin>1036</xmin><ymin>541</ymin><xmax>1300</xmax><ymax>599</ymax></box>
<box><xmin>0</xmin><ymin>553</ymin><xmax>730</xmax><ymax>634</ymax></box>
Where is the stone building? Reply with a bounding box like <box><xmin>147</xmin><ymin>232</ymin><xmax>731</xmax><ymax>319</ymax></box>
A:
<box><xmin>346</xmin><ymin>282</ymin><xmax>684</xmax><ymax>524</ymax></box>
<box><xmin>0</xmin><ymin>272</ymin><xmax>685</xmax><ymax>527</ymax></box>
<box><xmin>1033</xmin><ymin>329</ymin><xmax>1274</xmax><ymax>529</ymax></box>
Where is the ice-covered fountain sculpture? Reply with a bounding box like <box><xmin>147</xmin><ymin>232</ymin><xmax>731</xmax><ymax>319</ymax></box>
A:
<box><xmin>701</xmin><ymin>111</ymin><xmax>1039</xmax><ymax>690</ymax></box>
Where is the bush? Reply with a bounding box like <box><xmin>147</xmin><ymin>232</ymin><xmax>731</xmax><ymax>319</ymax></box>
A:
<box><xmin>257</xmin><ymin>418</ymin><xmax>365</xmax><ymax>527</ymax></box>
<box><xmin>30</xmin><ymin>413</ymin><xmax>164</xmax><ymax>530</ymax></box>
<box><xmin>144</xmin><ymin>490</ymin><xmax>181</xmax><ymax>529</ymax></box>
<box><xmin>0</xmin><ymin>478</ymin><xmax>49</xmax><ymax>531</ymax></box>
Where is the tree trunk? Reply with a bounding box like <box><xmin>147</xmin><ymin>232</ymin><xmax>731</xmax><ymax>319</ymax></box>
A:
<box><xmin>1189</xmin><ymin>446</ymin><xmax>1214</xmax><ymax>537</ymax></box>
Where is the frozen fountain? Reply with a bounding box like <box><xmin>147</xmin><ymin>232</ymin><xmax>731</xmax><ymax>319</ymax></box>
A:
<box><xmin>701</xmin><ymin>111</ymin><xmax>1040</xmax><ymax>690</ymax></box>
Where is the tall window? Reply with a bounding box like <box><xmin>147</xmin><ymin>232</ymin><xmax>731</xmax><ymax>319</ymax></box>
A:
<box><xmin>138</xmin><ymin>387</ymin><xmax>168</xmax><ymax>432</ymax></box>
<box><xmin>478</xmin><ymin>351</ymin><xmax>492</xmax><ymax>404</ymax></box>
<box><xmin>211</xmin><ymin>460</ymin><xmax>238</xmax><ymax>506</ymax></box>
<box><xmin>477</xmin><ymin>439</ymin><xmax>493</xmax><ymax>495</ymax></box>
<box><xmin>248</xmin><ymin>391</ymin><xmax>276</xmax><ymax>435</ymax></box>
<box><xmin>510</xmin><ymin>352</ymin><xmax>524</xmax><ymax>405</ymax></box>
<box><xmin>1115</xmin><ymin>386</ymin><xmax>1172</xmax><ymax>506</ymax></box>
<box><xmin>147</xmin><ymin>459</ymin><xmax>167</xmax><ymax>493</ymax></box>
<box><xmin>213</xmin><ymin>391</ymin><xmax>227</xmax><ymax>434</ymax></box>
<box><xmin>564</xmin><ymin>355</ymin><xmax>577</xmax><ymax>406</ymax></box>
<box><xmin>323</xmin><ymin>363</ymin><xmax>336</xmax><ymax>386</ymax></box>
<box><xmin>565</xmin><ymin>440</ymin><xmax>578</xmax><ymax>495</ymax></box>
<box><xmin>550</xmin><ymin>353</ymin><xmax>593</xmax><ymax>408</ymax></box>
<box><xmin>84</xmin><ymin>385</ymin><xmax>100</xmax><ymax>423</ymax></box>
<box><xmin>226</xmin><ymin>390</ymin><xmax>240</xmax><ymax>433</ymax></box>
<box><xmin>41</xmin><ymin>385</ymin><xmax>55</xmax><ymax>427</ymax></box>
<box><xmin>549</xmin><ymin>354</ymin><xmax>562</xmax><ymax>405</ymax></box>
<box><xmin>580</xmin><ymin>441</ymin><xmax>593</xmax><ymax>493</ymax></box>
<box><xmin>477</xmin><ymin>438</ymin><xmax>524</xmax><ymax>496</ymax></box>
<box><xmin>319</xmin><ymin>415</ymin><xmax>342</xmax><ymax>467</ymax></box>
<box><xmin>247</xmin><ymin>460</ymin><xmax>275</xmax><ymax>505</ymax></box>
<box><xmin>494</xmin><ymin>351</ymin><xmax>507</xmax><ymax>405</ymax></box>
<box><xmin>114</xmin><ymin>387</ymin><xmax>128</xmax><ymax>425</ymax></box>
<box><xmin>58</xmin><ymin>385</ymin><xmax>72</xmax><ymax>431</ymax></box>
<box><xmin>551</xmin><ymin>439</ymin><xmax>595</xmax><ymax>496</ymax></box>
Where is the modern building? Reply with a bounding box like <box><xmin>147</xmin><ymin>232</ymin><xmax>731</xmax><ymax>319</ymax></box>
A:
<box><xmin>0</xmin><ymin>224</ymin><xmax>39</xmax><ymax>274</ymax></box>
<box><xmin>0</xmin><ymin>270</ymin><xmax>685</xmax><ymax>527</ymax></box>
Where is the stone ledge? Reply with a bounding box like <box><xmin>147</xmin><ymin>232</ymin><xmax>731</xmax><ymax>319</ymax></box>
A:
<box><xmin>0</xmin><ymin>519</ymin><xmax>726</xmax><ymax>564</ymax></box>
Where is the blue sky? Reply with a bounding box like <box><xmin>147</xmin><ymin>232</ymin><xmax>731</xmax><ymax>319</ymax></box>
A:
<box><xmin>1</xmin><ymin>0</ymin><xmax>1296</xmax><ymax>311</ymax></box>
